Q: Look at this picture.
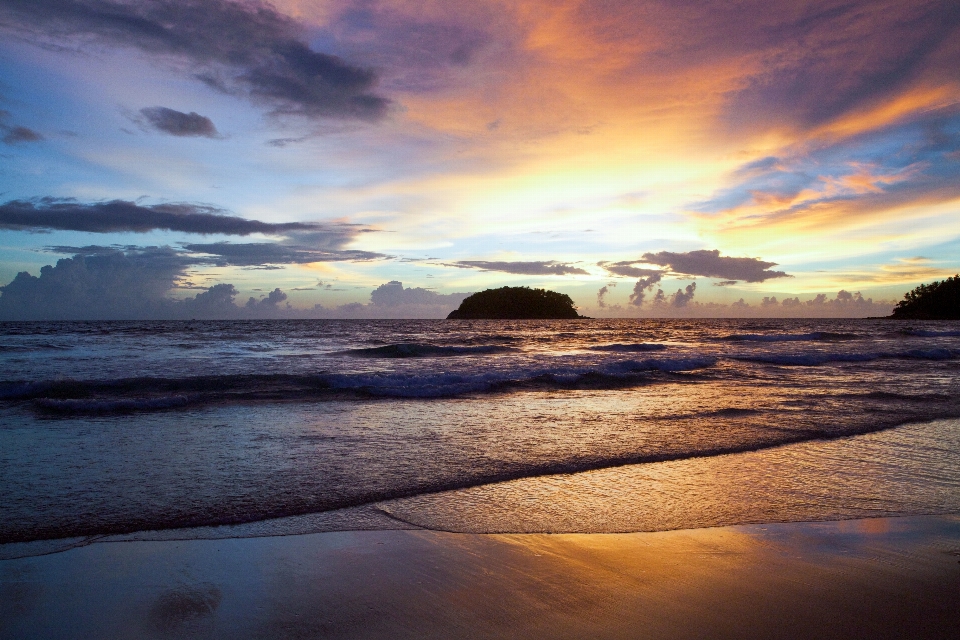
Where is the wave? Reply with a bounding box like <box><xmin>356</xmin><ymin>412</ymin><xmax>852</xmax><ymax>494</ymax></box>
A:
<box><xmin>721</xmin><ymin>332</ymin><xmax>859</xmax><ymax>342</ymax></box>
<box><xmin>588</xmin><ymin>343</ymin><xmax>668</xmax><ymax>352</ymax></box>
<box><xmin>336</xmin><ymin>343</ymin><xmax>517</xmax><ymax>358</ymax></box>
<box><xmin>899</xmin><ymin>329</ymin><xmax>960</xmax><ymax>338</ymax></box>
<box><xmin>0</xmin><ymin>342</ymin><xmax>73</xmax><ymax>352</ymax></box>
<box><xmin>1</xmin><ymin>356</ymin><xmax>718</xmax><ymax>414</ymax></box>
<box><xmin>10</xmin><ymin>410</ymin><xmax>960</xmax><ymax>545</ymax></box>
<box><xmin>732</xmin><ymin>348</ymin><xmax>957</xmax><ymax>366</ymax></box>
<box><xmin>35</xmin><ymin>396</ymin><xmax>191</xmax><ymax>414</ymax></box>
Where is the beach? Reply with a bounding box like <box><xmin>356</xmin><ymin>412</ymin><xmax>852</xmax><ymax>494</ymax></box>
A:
<box><xmin>3</xmin><ymin>319</ymin><xmax>960</xmax><ymax>637</ymax></box>
<box><xmin>3</xmin><ymin>515</ymin><xmax>959</xmax><ymax>639</ymax></box>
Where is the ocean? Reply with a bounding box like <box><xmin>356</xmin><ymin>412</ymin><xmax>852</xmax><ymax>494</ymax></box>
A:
<box><xmin>2</xmin><ymin>319</ymin><xmax>960</xmax><ymax>557</ymax></box>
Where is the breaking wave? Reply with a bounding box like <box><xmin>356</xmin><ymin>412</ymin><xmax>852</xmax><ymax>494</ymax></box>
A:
<box><xmin>2</xmin><ymin>356</ymin><xmax>718</xmax><ymax>414</ymax></box>
<box><xmin>588</xmin><ymin>343</ymin><xmax>668</xmax><ymax>352</ymax></box>
<box><xmin>721</xmin><ymin>332</ymin><xmax>860</xmax><ymax>342</ymax></box>
<box><xmin>336</xmin><ymin>343</ymin><xmax>517</xmax><ymax>358</ymax></box>
<box><xmin>733</xmin><ymin>348</ymin><xmax>957</xmax><ymax>366</ymax></box>
<box><xmin>898</xmin><ymin>329</ymin><xmax>960</xmax><ymax>338</ymax></box>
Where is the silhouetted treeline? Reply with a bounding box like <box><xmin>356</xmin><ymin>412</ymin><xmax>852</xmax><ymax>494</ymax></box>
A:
<box><xmin>890</xmin><ymin>275</ymin><xmax>960</xmax><ymax>319</ymax></box>
<box><xmin>447</xmin><ymin>286</ymin><xmax>582</xmax><ymax>319</ymax></box>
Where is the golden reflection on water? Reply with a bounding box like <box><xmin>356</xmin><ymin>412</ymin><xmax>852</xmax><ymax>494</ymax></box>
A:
<box><xmin>379</xmin><ymin>419</ymin><xmax>960</xmax><ymax>534</ymax></box>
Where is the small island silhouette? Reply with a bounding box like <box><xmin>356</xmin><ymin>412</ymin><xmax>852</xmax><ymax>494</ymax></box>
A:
<box><xmin>447</xmin><ymin>286</ymin><xmax>585</xmax><ymax>319</ymax></box>
<box><xmin>889</xmin><ymin>275</ymin><xmax>960</xmax><ymax>319</ymax></box>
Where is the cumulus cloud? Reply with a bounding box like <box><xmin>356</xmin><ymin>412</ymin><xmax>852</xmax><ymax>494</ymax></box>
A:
<box><xmin>0</xmin><ymin>198</ymin><xmax>358</xmax><ymax>241</ymax></box>
<box><xmin>598</xmin><ymin>287</ymin><xmax>894</xmax><ymax>318</ymax></box>
<box><xmin>640</xmin><ymin>250</ymin><xmax>790</xmax><ymax>283</ymax></box>
<box><xmin>140</xmin><ymin>107</ymin><xmax>219</xmax><ymax>138</ymax></box>
<box><xmin>628</xmin><ymin>273</ymin><xmax>662</xmax><ymax>306</ymax></box>
<box><xmin>0</xmin><ymin>110</ymin><xmax>43</xmax><ymax>145</ymax></box>
<box><xmin>0</xmin><ymin>0</ymin><xmax>388</xmax><ymax>120</ymax></box>
<box><xmin>448</xmin><ymin>260</ymin><xmax>588</xmax><ymax>275</ymax></box>
<box><xmin>670</xmin><ymin>282</ymin><xmax>697</xmax><ymax>307</ymax></box>
<box><xmin>0</xmin><ymin>248</ymin><xmax>188</xmax><ymax>319</ymax></box>
<box><xmin>0</xmin><ymin>246</ymin><xmax>413</xmax><ymax>319</ymax></box>
<box><xmin>596</xmin><ymin>285</ymin><xmax>610</xmax><ymax>308</ymax></box>
<box><xmin>246</xmin><ymin>287</ymin><xmax>287</xmax><ymax>310</ymax></box>
<box><xmin>369</xmin><ymin>281</ymin><xmax>459</xmax><ymax>306</ymax></box>
<box><xmin>312</xmin><ymin>281</ymin><xmax>471</xmax><ymax>319</ymax></box>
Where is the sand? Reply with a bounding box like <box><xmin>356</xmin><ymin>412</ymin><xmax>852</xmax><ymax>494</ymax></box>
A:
<box><xmin>2</xmin><ymin>515</ymin><xmax>959</xmax><ymax>639</ymax></box>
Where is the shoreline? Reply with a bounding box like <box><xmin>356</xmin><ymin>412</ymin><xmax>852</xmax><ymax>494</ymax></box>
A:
<box><xmin>3</xmin><ymin>513</ymin><xmax>959</xmax><ymax>639</ymax></box>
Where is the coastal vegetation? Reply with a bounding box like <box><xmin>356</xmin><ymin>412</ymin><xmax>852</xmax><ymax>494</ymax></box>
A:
<box><xmin>447</xmin><ymin>286</ymin><xmax>583</xmax><ymax>319</ymax></box>
<box><xmin>889</xmin><ymin>275</ymin><xmax>960</xmax><ymax>319</ymax></box>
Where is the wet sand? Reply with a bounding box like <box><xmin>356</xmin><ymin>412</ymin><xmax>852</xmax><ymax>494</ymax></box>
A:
<box><xmin>2</xmin><ymin>515</ymin><xmax>959</xmax><ymax>639</ymax></box>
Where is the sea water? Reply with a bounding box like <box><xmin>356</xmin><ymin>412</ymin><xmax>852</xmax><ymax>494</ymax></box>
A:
<box><xmin>2</xmin><ymin>319</ymin><xmax>959</xmax><ymax>554</ymax></box>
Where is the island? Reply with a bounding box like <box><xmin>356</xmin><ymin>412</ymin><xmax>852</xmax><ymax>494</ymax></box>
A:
<box><xmin>889</xmin><ymin>275</ymin><xmax>960</xmax><ymax>319</ymax></box>
<box><xmin>446</xmin><ymin>286</ymin><xmax>585</xmax><ymax>319</ymax></box>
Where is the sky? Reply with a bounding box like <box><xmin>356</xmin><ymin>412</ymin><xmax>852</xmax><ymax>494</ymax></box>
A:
<box><xmin>0</xmin><ymin>0</ymin><xmax>958</xmax><ymax>319</ymax></box>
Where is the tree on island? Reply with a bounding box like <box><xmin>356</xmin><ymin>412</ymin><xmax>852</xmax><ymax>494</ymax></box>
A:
<box><xmin>447</xmin><ymin>286</ymin><xmax>584</xmax><ymax>319</ymax></box>
<box><xmin>889</xmin><ymin>275</ymin><xmax>960</xmax><ymax>319</ymax></box>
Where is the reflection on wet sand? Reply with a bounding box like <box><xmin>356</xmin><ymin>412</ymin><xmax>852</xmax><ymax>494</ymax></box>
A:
<box><xmin>380</xmin><ymin>418</ymin><xmax>960</xmax><ymax>532</ymax></box>
<box><xmin>1</xmin><ymin>516</ymin><xmax>958</xmax><ymax>639</ymax></box>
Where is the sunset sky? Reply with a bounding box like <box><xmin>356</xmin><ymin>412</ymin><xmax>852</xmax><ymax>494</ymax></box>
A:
<box><xmin>1</xmin><ymin>0</ymin><xmax>958</xmax><ymax>318</ymax></box>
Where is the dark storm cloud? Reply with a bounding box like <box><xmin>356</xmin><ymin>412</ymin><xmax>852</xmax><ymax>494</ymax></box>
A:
<box><xmin>0</xmin><ymin>198</ymin><xmax>336</xmax><ymax>236</ymax></box>
<box><xmin>182</xmin><ymin>242</ymin><xmax>384</xmax><ymax>267</ymax></box>
<box><xmin>448</xmin><ymin>260</ymin><xmax>589</xmax><ymax>275</ymax></box>
<box><xmin>0</xmin><ymin>110</ymin><xmax>43</xmax><ymax>144</ymax></box>
<box><xmin>640</xmin><ymin>250</ymin><xmax>790</xmax><ymax>283</ymax></box>
<box><xmin>140</xmin><ymin>107</ymin><xmax>219</xmax><ymax>138</ymax></box>
<box><xmin>0</xmin><ymin>0</ymin><xmax>388</xmax><ymax>120</ymax></box>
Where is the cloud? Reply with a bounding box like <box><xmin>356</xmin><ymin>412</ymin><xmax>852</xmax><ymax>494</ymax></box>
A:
<box><xmin>0</xmin><ymin>198</ymin><xmax>339</xmax><ymax>237</ymax></box>
<box><xmin>448</xmin><ymin>260</ymin><xmax>589</xmax><ymax>275</ymax></box>
<box><xmin>246</xmin><ymin>287</ymin><xmax>287</xmax><ymax>310</ymax></box>
<box><xmin>596</xmin><ymin>285</ymin><xmax>610</xmax><ymax>308</ymax></box>
<box><xmin>369</xmin><ymin>281</ymin><xmax>465</xmax><ymax>307</ymax></box>
<box><xmin>140</xmin><ymin>107</ymin><xmax>219</xmax><ymax>138</ymax></box>
<box><xmin>181</xmin><ymin>242</ymin><xmax>384</xmax><ymax>267</ymax></box>
<box><xmin>628</xmin><ymin>273</ymin><xmax>662</xmax><ymax>307</ymax></box>
<box><xmin>0</xmin><ymin>247</ymin><xmax>188</xmax><ymax>319</ymax></box>
<box><xmin>640</xmin><ymin>250</ymin><xmax>790</xmax><ymax>283</ymax></box>
<box><xmin>725</xmin><ymin>1</ymin><xmax>960</xmax><ymax>130</ymax></box>
<box><xmin>598</xmin><ymin>261</ymin><xmax>663</xmax><ymax>278</ymax></box>
<box><xmin>694</xmin><ymin>106</ymin><xmax>960</xmax><ymax>234</ymax></box>
<box><xmin>0</xmin><ymin>110</ymin><xmax>43</xmax><ymax>145</ymax></box>
<box><xmin>0</xmin><ymin>249</ymin><xmax>465</xmax><ymax>320</ymax></box>
<box><xmin>597</xmin><ymin>288</ymin><xmax>894</xmax><ymax>318</ymax></box>
<box><xmin>670</xmin><ymin>282</ymin><xmax>697</xmax><ymax>307</ymax></box>
<box><xmin>311</xmin><ymin>281</ymin><xmax>471</xmax><ymax>319</ymax></box>
<box><xmin>0</xmin><ymin>0</ymin><xmax>388</xmax><ymax>120</ymax></box>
